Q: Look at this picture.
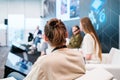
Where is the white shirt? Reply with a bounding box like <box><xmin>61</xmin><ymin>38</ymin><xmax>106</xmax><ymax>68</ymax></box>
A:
<box><xmin>81</xmin><ymin>33</ymin><xmax>100</xmax><ymax>63</ymax></box>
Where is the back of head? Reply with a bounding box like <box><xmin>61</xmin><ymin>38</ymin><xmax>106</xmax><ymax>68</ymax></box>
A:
<box><xmin>80</xmin><ymin>17</ymin><xmax>95</xmax><ymax>33</ymax></box>
<box><xmin>44</xmin><ymin>18</ymin><xmax>67</xmax><ymax>47</ymax></box>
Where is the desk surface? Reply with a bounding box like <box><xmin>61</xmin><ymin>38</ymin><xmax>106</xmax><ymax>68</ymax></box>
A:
<box><xmin>5</xmin><ymin>52</ymin><xmax>32</xmax><ymax>75</ymax></box>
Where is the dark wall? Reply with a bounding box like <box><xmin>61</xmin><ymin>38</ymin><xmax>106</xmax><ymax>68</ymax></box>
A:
<box><xmin>119</xmin><ymin>0</ymin><xmax>120</xmax><ymax>14</ymax></box>
<box><xmin>79</xmin><ymin>0</ymin><xmax>119</xmax><ymax>52</ymax></box>
<box><xmin>44</xmin><ymin>0</ymin><xmax>120</xmax><ymax>53</ymax></box>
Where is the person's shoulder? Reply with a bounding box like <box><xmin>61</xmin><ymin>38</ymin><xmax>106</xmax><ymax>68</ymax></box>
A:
<box><xmin>76</xmin><ymin>33</ymin><xmax>82</xmax><ymax>38</ymax></box>
<box><xmin>38</xmin><ymin>54</ymin><xmax>55</xmax><ymax>66</ymax></box>
<box><xmin>84</xmin><ymin>33</ymin><xmax>93</xmax><ymax>39</ymax></box>
<box><xmin>33</xmin><ymin>55</ymin><xmax>51</xmax><ymax>69</ymax></box>
<box><xmin>67</xmin><ymin>48</ymin><xmax>82</xmax><ymax>55</ymax></box>
<box><xmin>38</xmin><ymin>54</ymin><xmax>63</xmax><ymax>70</ymax></box>
<box><xmin>35</xmin><ymin>55</ymin><xmax>47</xmax><ymax>64</ymax></box>
<box><xmin>85</xmin><ymin>33</ymin><xmax>91</xmax><ymax>37</ymax></box>
<box><xmin>40</xmin><ymin>49</ymin><xmax>83</xmax><ymax>67</ymax></box>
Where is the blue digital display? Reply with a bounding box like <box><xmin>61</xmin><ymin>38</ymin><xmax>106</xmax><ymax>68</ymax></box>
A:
<box><xmin>99</xmin><ymin>9</ymin><xmax>106</xmax><ymax>23</ymax></box>
<box><xmin>89</xmin><ymin>10</ymin><xmax>96</xmax><ymax>24</ymax></box>
<box><xmin>88</xmin><ymin>0</ymin><xmax>107</xmax><ymax>30</ymax></box>
<box><xmin>91</xmin><ymin>0</ymin><xmax>106</xmax><ymax>13</ymax></box>
<box><xmin>92</xmin><ymin>0</ymin><xmax>103</xmax><ymax>11</ymax></box>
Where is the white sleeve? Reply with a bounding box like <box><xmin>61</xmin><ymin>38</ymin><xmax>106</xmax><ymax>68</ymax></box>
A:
<box><xmin>82</xmin><ymin>34</ymin><xmax>94</xmax><ymax>55</ymax></box>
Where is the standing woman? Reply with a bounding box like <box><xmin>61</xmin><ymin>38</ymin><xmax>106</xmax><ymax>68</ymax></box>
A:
<box><xmin>80</xmin><ymin>17</ymin><xmax>102</xmax><ymax>63</ymax></box>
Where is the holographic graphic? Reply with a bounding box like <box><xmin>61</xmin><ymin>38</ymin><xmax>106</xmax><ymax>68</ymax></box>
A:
<box><xmin>91</xmin><ymin>0</ymin><xmax>105</xmax><ymax>13</ymax></box>
<box><xmin>99</xmin><ymin>9</ymin><xmax>106</xmax><ymax>23</ymax></box>
<box><xmin>88</xmin><ymin>0</ymin><xmax>106</xmax><ymax>30</ymax></box>
<box><xmin>89</xmin><ymin>10</ymin><xmax>96</xmax><ymax>24</ymax></box>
